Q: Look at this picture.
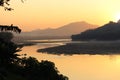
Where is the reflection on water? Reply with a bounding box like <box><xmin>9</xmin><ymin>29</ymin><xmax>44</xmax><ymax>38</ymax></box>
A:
<box><xmin>17</xmin><ymin>41</ymin><xmax>120</xmax><ymax>80</ymax></box>
<box><xmin>27</xmin><ymin>39</ymin><xmax>71</xmax><ymax>42</ymax></box>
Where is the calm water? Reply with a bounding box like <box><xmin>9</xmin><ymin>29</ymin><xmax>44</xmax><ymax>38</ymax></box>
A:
<box><xmin>17</xmin><ymin>39</ymin><xmax>120</xmax><ymax>80</ymax></box>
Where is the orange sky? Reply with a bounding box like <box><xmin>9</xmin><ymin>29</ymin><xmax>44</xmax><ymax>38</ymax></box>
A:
<box><xmin>0</xmin><ymin>0</ymin><xmax>120</xmax><ymax>31</ymax></box>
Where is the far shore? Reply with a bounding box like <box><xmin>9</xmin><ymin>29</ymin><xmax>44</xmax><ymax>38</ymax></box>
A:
<box><xmin>13</xmin><ymin>38</ymin><xmax>70</xmax><ymax>46</ymax></box>
<box><xmin>37</xmin><ymin>41</ymin><xmax>120</xmax><ymax>55</ymax></box>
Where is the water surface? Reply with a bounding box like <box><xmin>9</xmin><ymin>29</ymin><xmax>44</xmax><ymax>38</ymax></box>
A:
<box><xmin>17</xmin><ymin>40</ymin><xmax>120</xmax><ymax>80</ymax></box>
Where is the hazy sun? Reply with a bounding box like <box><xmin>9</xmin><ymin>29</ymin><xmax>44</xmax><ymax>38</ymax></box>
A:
<box><xmin>115</xmin><ymin>13</ymin><xmax>120</xmax><ymax>22</ymax></box>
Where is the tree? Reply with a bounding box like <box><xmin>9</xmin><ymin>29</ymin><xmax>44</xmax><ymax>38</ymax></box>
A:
<box><xmin>0</xmin><ymin>33</ymin><xmax>22</xmax><ymax>66</ymax></box>
<box><xmin>0</xmin><ymin>1</ymin><xmax>22</xmax><ymax>79</ymax></box>
<box><xmin>0</xmin><ymin>31</ymin><xmax>23</xmax><ymax>80</ymax></box>
<box><xmin>0</xmin><ymin>0</ymin><xmax>24</xmax><ymax>11</ymax></box>
<box><xmin>0</xmin><ymin>24</ymin><xmax>21</xmax><ymax>33</ymax></box>
<box><xmin>0</xmin><ymin>0</ymin><xmax>13</xmax><ymax>11</ymax></box>
<box><xmin>0</xmin><ymin>32</ymin><xmax>13</xmax><ymax>41</ymax></box>
<box><xmin>17</xmin><ymin>57</ymin><xmax>69</xmax><ymax>80</ymax></box>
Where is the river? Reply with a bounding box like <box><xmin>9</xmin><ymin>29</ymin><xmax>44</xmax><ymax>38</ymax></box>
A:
<box><xmin>17</xmin><ymin>39</ymin><xmax>120</xmax><ymax>80</ymax></box>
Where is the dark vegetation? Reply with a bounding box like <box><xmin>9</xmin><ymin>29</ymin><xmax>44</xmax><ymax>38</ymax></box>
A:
<box><xmin>0</xmin><ymin>0</ymin><xmax>24</xmax><ymax>11</ymax></box>
<box><xmin>0</xmin><ymin>0</ymin><xmax>14</xmax><ymax>11</ymax></box>
<box><xmin>0</xmin><ymin>24</ymin><xmax>21</xmax><ymax>33</ymax></box>
<box><xmin>38</xmin><ymin>42</ymin><xmax>120</xmax><ymax>55</ymax></box>
<box><xmin>72</xmin><ymin>20</ymin><xmax>120</xmax><ymax>41</ymax></box>
<box><xmin>0</xmin><ymin>26</ymin><xmax>68</xmax><ymax>80</ymax></box>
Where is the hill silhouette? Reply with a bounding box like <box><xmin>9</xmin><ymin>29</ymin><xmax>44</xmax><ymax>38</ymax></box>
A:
<box><xmin>16</xmin><ymin>21</ymin><xmax>98</xmax><ymax>39</ymax></box>
<box><xmin>72</xmin><ymin>20</ymin><xmax>120</xmax><ymax>41</ymax></box>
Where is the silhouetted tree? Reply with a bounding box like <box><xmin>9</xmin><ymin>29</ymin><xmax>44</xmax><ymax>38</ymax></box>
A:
<box><xmin>0</xmin><ymin>68</ymin><xmax>7</xmax><ymax>80</ymax></box>
<box><xmin>0</xmin><ymin>0</ymin><xmax>24</xmax><ymax>11</ymax></box>
<box><xmin>0</xmin><ymin>24</ymin><xmax>21</xmax><ymax>33</ymax></box>
<box><xmin>0</xmin><ymin>33</ymin><xmax>22</xmax><ymax>67</ymax></box>
<box><xmin>17</xmin><ymin>57</ymin><xmax>69</xmax><ymax>80</ymax></box>
<box><xmin>0</xmin><ymin>0</ymin><xmax>13</xmax><ymax>11</ymax></box>
<box><xmin>0</xmin><ymin>32</ymin><xmax>23</xmax><ymax>80</ymax></box>
<box><xmin>0</xmin><ymin>32</ymin><xmax>13</xmax><ymax>41</ymax></box>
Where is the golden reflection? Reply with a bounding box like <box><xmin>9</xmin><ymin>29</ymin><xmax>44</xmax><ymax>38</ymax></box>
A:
<box><xmin>17</xmin><ymin>45</ymin><xmax>120</xmax><ymax>80</ymax></box>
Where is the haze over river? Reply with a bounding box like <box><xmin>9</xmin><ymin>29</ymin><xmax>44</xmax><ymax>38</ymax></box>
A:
<box><xmin>17</xmin><ymin>39</ymin><xmax>120</xmax><ymax>80</ymax></box>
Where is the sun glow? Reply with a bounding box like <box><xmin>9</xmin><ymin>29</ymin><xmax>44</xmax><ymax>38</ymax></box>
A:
<box><xmin>115</xmin><ymin>13</ymin><xmax>120</xmax><ymax>22</ymax></box>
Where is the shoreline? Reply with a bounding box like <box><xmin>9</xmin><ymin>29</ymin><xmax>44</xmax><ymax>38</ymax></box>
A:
<box><xmin>37</xmin><ymin>42</ymin><xmax>120</xmax><ymax>55</ymax></box>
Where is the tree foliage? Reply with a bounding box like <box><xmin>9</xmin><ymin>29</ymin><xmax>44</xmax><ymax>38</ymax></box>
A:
<box><xmin>0</xmin><ymin>25</ymin><xmax>22</xmax><ymax>65</ymax></box>
<box><xmin>0</xmin><ymin>32</ymin><xmax>22</xmax><ymax>80</ymax></box>
<box><xmin>16</xmin><ymin>57</ymin><xmax>69</xmax><ymax>80</ymax></box>
<box><xmin>0</xmin><ymin>0</ymin><xmax>24</xmax><ymax>11</ymax></box>
<box><xmin>0</xmin><ymin>24</ymin><xmax>21</xmax><ymax>33</ymax></box>
<box><xmin>0</xmin><ymin>0</ymin><xmax>13</xmax><ymax>11</ymax></box>
<box><xmin>0</xmin><ymin>32</ymin><xmax>22</xmax><ymax>66</ymax></box>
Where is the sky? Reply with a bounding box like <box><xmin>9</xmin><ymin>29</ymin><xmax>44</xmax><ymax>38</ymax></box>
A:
<box><xmin>0</xmin><ymin>0</ymin><xmax>120</xmax><ymax>31</ymax></box>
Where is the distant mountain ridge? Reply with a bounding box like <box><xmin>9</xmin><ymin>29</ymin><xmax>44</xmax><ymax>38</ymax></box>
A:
<box><xmin>72</xmin><ymin>20</ymin><xmax>120</xmax><ymax>41</ymax></box>
<box><xmin>16</xmin><ymin>21</ymin><xmax>98</xmax><ymax>39</ymax></box>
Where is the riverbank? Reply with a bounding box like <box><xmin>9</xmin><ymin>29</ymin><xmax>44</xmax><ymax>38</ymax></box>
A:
<box><xmin>15</xmin><ymin>39</ymin><xmax>70</xmax><ymax>47</ymax></box>
<box><xmin>37</xmin><ymin>42</ymin><xmax>120</xmax><ymax>55</ymax></box>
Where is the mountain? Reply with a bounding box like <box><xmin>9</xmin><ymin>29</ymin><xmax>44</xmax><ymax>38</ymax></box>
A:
<box><xmin>72</xmin><ymin>20</ymin><xmax>120</xmax><ymax>41</ymax></box>
<box><xmin>16</xmin><ymin>21</ymin><xmax>98</xmax><ymax>39</ymax></box>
